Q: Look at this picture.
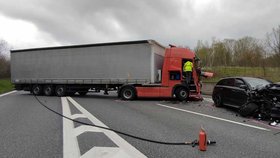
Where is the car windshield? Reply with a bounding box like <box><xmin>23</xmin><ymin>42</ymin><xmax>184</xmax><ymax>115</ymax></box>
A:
<box><xmin>244</xmin><ymin>78</ymin><xmax>271</xmax><ymax>88</ymax></box>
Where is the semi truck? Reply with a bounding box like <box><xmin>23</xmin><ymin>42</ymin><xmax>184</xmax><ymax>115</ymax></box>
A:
<box><xmin>11</xmin><ymin>40</ymin><xmax>203</xmax><ymax>101</ymax></box>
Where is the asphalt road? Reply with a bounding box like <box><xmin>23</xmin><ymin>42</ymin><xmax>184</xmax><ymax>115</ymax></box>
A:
<box><xmin>0</xmin><ymin>91</ymin><xmax>280</xmax><ymax>158</ymax></box>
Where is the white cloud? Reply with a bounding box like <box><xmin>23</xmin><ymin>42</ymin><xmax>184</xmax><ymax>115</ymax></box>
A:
<box><xmin>0</xmin><ymin>14</ymin><xmax>59</xmax><ymax>49</ymax></box>
<box><xmin>0</xmin><ymin>0</ymin><xmax>279</xmax><ymax>49</ymax></box>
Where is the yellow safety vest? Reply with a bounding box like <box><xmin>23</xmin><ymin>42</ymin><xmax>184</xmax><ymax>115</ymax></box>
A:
<box><xmin>183</xmin><ymin>61</ymin><xmax>193</xmax><ymax>72</ymax></box>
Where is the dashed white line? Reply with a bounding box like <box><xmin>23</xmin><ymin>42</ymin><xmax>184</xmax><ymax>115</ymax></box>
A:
<box><xmin>156</xmin><ymin>103</ymin><xmax>270</xmax><ymax>131</ymax></box>
<box><xmin>0</xmin><ymin>90</ymin><xmax>16</xmax><ymax>97</ymax></box>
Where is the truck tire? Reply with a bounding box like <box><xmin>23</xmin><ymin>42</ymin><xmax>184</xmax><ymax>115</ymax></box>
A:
<box><xmin>32</xmin><ymin>85</ymin><xmax>43</xmax><ymax>95</ymax></box>
<box><xmin>55</xmin><ymin>85</ymin><xmax>66</xmax><ymax>97</ymax></box>
<box><xmin>239</xmin><ymin>103</ymin><xmax>258</xmax><ymax>117</ymax></box>
<box><xmin>213</xmin><ymin>94</ymin><xmax>223</xmax><ymax>107</ymax></box>
<box><xmin>175</xmin><ymin>87</ymin><xmax>189</xmax><ymax>101</ymax></box>
<box><xmin>120</xmin><ymin>86</ymin><xmax>136</xmax><ymax>100</ymax></box>
<box><xmin>43</xmin><ymin>85</ymin><xmax>54</xmax><ymax>96</ymax></box>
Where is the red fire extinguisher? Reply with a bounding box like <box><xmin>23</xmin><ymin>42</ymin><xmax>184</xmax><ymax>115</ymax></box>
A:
<box><xmin>199</xmin><ymin>128</ymin><xmax>207</xmax><ymax>151</ymax></box>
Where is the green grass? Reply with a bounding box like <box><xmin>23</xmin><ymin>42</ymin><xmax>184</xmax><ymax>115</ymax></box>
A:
<box><xmin>0</xmin><ymin>78</ymin><xmax>14</xmax><ymax>94</ymax></box>
<box><xmin>202</xmin><ymin>66</ymin><xmax>280</xmax><ymax>83</ymax></box>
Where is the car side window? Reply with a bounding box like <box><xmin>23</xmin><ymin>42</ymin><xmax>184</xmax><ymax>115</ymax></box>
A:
<box><xmin>217</xmin><ymin>79</ymin><xmax>227</xmax><ymax>85</ymax></box>
<box><xmin>227</xmin><ymin>79</ymin><xmax>234</xmax><ymax>86</ymax></box>
<box><xmin>234</xmin><ymin>79</ymin><xmax>245</xmax><ymax>87</ymax></box>
<box><xmin>217</xmin><ymin>80</ymin><xmax>224</xmax><ymax>85</ymax></box>
<box><xmin>217</xmin><ymin>79</ymin><xmax>234</xmax><ymax>86</ymax></box>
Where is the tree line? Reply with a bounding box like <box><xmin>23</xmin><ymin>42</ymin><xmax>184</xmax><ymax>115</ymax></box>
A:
<box><xmin>0</xmin><ymin>26</ymin><xmax>280</xmax><ymax>79</ymax></box>
<box><xmin>0</xmin><ymin>40</ymin><xmax>10</xmax><ymax>78</ymax></box>
<box><xmin>195</xmin><ymin>26</ymin><xmax>280</xmax><ymax>67</ymax></box>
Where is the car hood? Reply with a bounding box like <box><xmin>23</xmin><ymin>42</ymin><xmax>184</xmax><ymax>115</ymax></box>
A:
<box><xmin>255</xmin><ymin>83</ymin><xmax>280</xmax><ymax>98</ymax></box>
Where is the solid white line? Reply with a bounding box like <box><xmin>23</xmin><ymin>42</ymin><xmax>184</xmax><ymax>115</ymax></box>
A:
<box><xmin>0</xmin><ymin>90</ymin><xmax>16</xmax><ymax>97</ymax></box>
<box><xmin>62</xmin><ymin>97</ymin><xmax>81</xmax><ymax>158</ymax></box>
<box><xmin>67</xmin><ymin>97</ymin><xmax>147</xmax><ymax>158</ymax></box>
<box><xmin>156</xmin><ymin>103</ymin><xmax>270</xmax><ymax>131</ymax></box>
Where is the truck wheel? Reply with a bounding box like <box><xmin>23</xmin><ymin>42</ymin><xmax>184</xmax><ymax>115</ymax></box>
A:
<box><xmin>43</xmin><ymin>85</ymin><xmax>54</xmax><ymax>96</ymax></box>
<box><xmin>239</xmin><ymin>103</ymin><xmax>258</xmax><ymax>117</ymax></box>
<box><xmin>32</xmin><ymin>85</ymin><xmax>43</xmax><ymax>95</ymax></box>
<box><xmin>175</xmin><ymin>87</ymin><xmax>189</xmax><ymax>101</ymax></box>
<box><xmin>213</xmin><ymin>94</ymin><xmax>223</xmax><ymax>107</ymax></box>
<box><xmin>120</xmin><ymin>86</ymin><xmax>136</xmax><ymax>100</ymax></box>
<box><xmin>55</xmin><ymin>85</ymin><xmax>66</xmax><ymax>97</ymax></box>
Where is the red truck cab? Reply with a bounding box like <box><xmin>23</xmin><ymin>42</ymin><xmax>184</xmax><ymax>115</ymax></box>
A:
<box><xmin>119</xmin><ymin>46</ymin><xmax>202</xmax><ymax>101</ymax></box>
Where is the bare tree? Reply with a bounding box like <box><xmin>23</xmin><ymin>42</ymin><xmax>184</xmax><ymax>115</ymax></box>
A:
<box><xmin>0</xmin><ymin>39</ymin><xmax>11</xmax><ymax>78</ymax></box>
<box><xmin>194</xmin><ymin>40</ymin><xmax>211</xmax><ymax>67</ymax></box>
<box><xmin>233</xmin><ymin>36</ymin><xmax>264</xmax><ymax>67</ymax></box>
<box><xmin>267</xmin><ymin>25</ymin><xmax>280</xmax><ymax>54</ymax></box>
<box><xmin>266</xmin><ymin>25</ymin><xmax>280</xmax><ymax>66</ymax></box>
<box><xmin>211</xmin><ymin>39</ymin><xmax>233</xmax><ymax>66</ymax></box>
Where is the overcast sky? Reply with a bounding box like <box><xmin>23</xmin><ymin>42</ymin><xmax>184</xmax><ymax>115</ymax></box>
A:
<box><xmin>0</xmin><ymin>0</ymin><xmax>279</xmax><ymax>50</ymax></box>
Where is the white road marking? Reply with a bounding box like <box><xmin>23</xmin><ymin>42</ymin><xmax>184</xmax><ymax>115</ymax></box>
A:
<box><xmin>0</xmin><ymin>90</ymin><xmax>16</xmax><ymax>97</ymax></box>
<box><xmin>70</xmin><ymin>114</ymin><xmax>87</xmax><ymax>119</ymax></box>
<box><xmin>203</xmin><ymin>97</ymin><xmax>214</xmax><ymax>103</ymax></box>
<box><xmin>66</xmin><ymin>97</ymin><xmax>147</xmax><ymax>158</ymax></box>
<box><xmin>81</xmin><ymin>147</ymin><xmax>131</xmax><ymax>158</ymax></box>
<box><xmin>74</xmin><ymin>125</ymin><xmax>101</xmax><ymax>136</ymax></box>
<box><xmin>156</xmin><ymin>103</ymin><xmax>270</xmax><ymax>131</ymax></box>
<box><xmin>62</xmin><ymin>97</ymin><xmax>81</xmax><ymax>158</ymax></box>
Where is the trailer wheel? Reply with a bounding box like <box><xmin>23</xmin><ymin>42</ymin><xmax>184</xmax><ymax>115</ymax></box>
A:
<box><xmin>43</xmin><ymin>85</ymin><xmax>54</xmax><ymax>96</ymax></box>
<box><xmin>239</xmin><ymin>103</ymin><xmax>258</xmax><ymax>117</ymax></box>
<box><xmin>32</xmin><ymin>85</ymin><xmax>43</xmax><ymax>95</ymax></box>
<box><xmin>175</xmin><ymin>87</ymin><xmax>189</xmax><ymax>101</ymax></box>
<box><xmin>120</xmin><ymin>86</ymin><xmax>136</xmax><ymax>100</ymax></box>
<box><xmin>55</xmin><ymin>85</ymin><xmax>66</xmax><ymax>97</ymax></box>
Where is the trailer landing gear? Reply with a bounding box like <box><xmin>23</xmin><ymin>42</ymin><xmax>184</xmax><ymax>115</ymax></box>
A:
<box><xmin>104</xmin><ymin>89</ymin><xmax>109</xmax><ymax>95</ymax></box>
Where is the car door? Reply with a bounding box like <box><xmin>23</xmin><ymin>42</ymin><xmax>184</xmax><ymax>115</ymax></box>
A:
<box><xmin>230</xmin><ymin>78</ymin><xmax>249</xmax><ymax>107</ymax></box>
<box><xmin>222</xmin><ymin>78</ymin><xmax>235</xmax><ymax>105</ymax></box>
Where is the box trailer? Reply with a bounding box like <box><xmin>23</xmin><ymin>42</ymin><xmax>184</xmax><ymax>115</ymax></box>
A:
<box><xmin>11</xmin><ymin>40</ymin><xmax>202</xmax><ymax>100</ymax></box>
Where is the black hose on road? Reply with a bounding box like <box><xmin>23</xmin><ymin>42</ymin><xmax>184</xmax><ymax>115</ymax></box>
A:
<box><xmin>34</xmin><ymin>95</ymin><xmax>200</xmax><ymax>146</ymax></box>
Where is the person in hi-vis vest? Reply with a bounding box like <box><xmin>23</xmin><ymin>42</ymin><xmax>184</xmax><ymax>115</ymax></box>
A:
<box><xmin>183</xmin><ymin>61</ymin><xmax>193</xmax><ymax>85</ymax></box>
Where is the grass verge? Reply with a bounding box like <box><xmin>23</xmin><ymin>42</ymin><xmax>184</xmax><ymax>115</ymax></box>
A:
<box><xmin>0</xmin><ymin>78</ymin><xmax>14</xmax><ymax>94</ymax></box>
<box><xmin>202</xmin><ymin>66</ymin><xmax>280</xmax><ymax>83</ymax></box>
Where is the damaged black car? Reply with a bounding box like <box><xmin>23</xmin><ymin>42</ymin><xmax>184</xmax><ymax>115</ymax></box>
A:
<box><xmin>212</xmin><ymin>77</ymin><xmax>280</xmax><ymax>120</ymax></box>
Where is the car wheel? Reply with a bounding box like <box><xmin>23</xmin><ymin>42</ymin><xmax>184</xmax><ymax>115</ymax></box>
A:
<box><xmin>120</xmin><ymin>86</ymin><xmax>136</xmax><ymax>100</ymax></box>
<box><xmin>175</xmin><ymin>87</ymin><xmax>189</xmax><ymax>101</ymax></box>
<box><xmin>43</xmin><ymin>85</ymin><xmax>54</xmax><ymax>96</ymax></box>
<box><xmin>32</xmin><ymin>85</ymin><xmax>43</xmax><ymax>95</ymax></box>
<box><xmin>213</xmin><ymin>94</ymin><xmax>223</xmax><ymax>107</ymax></box>
<box><xmin>239</xmin><ymin>102</ymin><xmax>258</xmax><ymax>117</ymax></box>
